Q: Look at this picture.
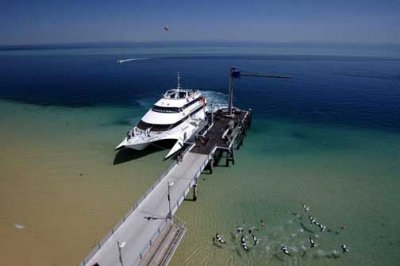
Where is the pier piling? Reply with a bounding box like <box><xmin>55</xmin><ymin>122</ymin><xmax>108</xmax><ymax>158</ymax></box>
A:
<box><xmin>192</xmin><ymin>184</ymin><xmax>197</xmax><ymax>201</ymax></box>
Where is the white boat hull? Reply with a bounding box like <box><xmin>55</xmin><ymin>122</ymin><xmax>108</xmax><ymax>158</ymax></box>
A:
<box><xmin>116</xmin><ymin>141</ymin><xmax>149</xmax><ymax>151</ymax></box>
<box><xmin>116</xmin><ymin>113</ymin><xmax>205</xmax><ymax>157</ymax></box>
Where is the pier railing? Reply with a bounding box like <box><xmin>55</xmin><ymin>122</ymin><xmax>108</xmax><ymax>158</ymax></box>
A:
<box><xmin>130</xmin><ymin>154</ymin><xmax>211</xmax><ymax>265</ymax></box>
<box><xmin>133</xmin><ymin>219</ymin><xmax>169</xmax><ymax>266</ymax></box>
<box><xmin>79</xmin><ymin>143</ymin><xmax>211</xmax><ymax>266</ymax></box>
<box><xmin>80</xmin><ymin>155</ymin><xmax>182</xmax><ymax>265</ymax></box>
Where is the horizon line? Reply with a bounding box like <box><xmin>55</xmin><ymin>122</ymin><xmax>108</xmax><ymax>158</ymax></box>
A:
<box><xmin>1</xmin><ymin>40</ymin><xmax>400</xmax><ymax>50</ymax></box>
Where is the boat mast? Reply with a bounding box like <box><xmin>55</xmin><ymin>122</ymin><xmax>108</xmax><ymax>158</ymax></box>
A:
<box><xmin>177</xmin><ymin>72</ymin><xmax>181</xmax><ymax>91</ymax></box>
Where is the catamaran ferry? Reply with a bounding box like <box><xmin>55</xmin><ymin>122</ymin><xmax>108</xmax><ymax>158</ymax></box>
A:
<box><xmin>116</xmin><ymin>73</ymin><xmax>207</xmax><ymax>158</ymax></box>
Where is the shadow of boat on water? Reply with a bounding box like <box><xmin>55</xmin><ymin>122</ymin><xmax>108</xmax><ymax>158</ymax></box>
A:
<box><xmin>113</xmin><ymin>145</ymin><xmax>165</xmax><ymax>165</ymax></box>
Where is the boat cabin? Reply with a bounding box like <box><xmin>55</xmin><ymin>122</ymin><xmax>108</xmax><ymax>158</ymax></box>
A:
<box><xmin>163</xmin><ymin>89</ymin><xmax>189</xmax><ymax>99</ymax></box>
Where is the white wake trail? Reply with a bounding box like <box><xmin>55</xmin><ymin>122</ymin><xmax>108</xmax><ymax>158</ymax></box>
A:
<box><xmin>117</xmin><ymin>58</ymin><xmax>148</xmax><ymax>64</ymax></box>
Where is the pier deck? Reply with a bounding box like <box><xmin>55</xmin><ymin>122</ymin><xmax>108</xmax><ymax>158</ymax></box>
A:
<box><xmin>191</xmin><ymin>110</ymin><xmax>248</xmax><ymax>155</ymax></box>
<box><xmin>82</xmin><ymin>152</ymin><xmax>210</xmax><ymax>266</ymax></box>
<box><xmin>81</xmin><ymin>109</ymin><xmax>251</xmax><ymax>266</ymax></box>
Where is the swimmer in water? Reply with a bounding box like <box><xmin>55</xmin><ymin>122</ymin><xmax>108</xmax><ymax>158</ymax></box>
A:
<box><xmin>309</xmin><ymin>237</ymin><xmax>316</xmax><ymax>248</ymax></box>
<box><xmin>308</xmin><ymin>216</ymin><xmax>317</xmax><ymax>224</ymax></box>
<box><xmin>319</xmin><ymin>224</ymin><xmax>326</xmax><ymax>232</ymax></box>
<box><xmin>248</xmin><ymin>226</ymin><xmax>256</xmax><ymax>234</ymax></box>
<box><xmin>241</xmin><ymin>235</ymin><xmax>249</xmax><ymax>251</ymax></box>
<box><xmin>281</xmin><ymin>245</ymin><xmax>290</xmax><ymax>255</ymax></box>
<box><xmin>251</xmin><ymin>234</ymin><xmax>260</xmax><ymax>246</ymax></box>
<box><xmin>341</xmin><ymin>244</ymin><xmax>349</xmax><ymax>253</ymax></box>
<box><xmin>215</xmin><ymin>233</ymin><xmax>226</xmax><ymax>244</ymax></box>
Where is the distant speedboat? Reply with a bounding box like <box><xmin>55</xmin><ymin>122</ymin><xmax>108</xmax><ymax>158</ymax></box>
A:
<box><xmin>116</xmin><ymin>73</ymin><xmax>207</xmax><ymax>158</ymax></box>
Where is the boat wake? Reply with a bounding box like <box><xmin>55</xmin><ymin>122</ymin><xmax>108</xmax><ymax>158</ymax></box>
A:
<box><xmin>136</xmin><ymin>91</ymin><xmax>227</xmax><ymax>112</ymax></box>
<box><xmin>201</xmin><ymin>90</ymin><xmax>228</xmax><ymax>112</ymax></box>
<box><xmin>117</xmin><ymin>58</ymin><xmax>148</xmax><ymax>64</ymax></box>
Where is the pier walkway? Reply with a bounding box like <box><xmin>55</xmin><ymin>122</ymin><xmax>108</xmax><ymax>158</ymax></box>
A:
<box><xmin>81</xmin><ymin>109</ymin><xmax>251</xmax><ymax>266</ymax></box>
<box><xmin>82</xmin><ymin>152</ymin><xmax>210</xmax><ymax>266</ymax></box>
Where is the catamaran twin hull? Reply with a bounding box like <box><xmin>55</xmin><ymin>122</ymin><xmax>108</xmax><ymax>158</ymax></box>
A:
<box><xmin>116</xmin><ymin>109</ymin><xmax>205</xmax><ymax>158</ymax></box>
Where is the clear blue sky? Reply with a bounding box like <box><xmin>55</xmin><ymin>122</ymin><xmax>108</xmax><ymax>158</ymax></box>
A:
<box><xmin>1</xmin><ymin>0</ymin><xmax>399</xmax><ymax>45</ymax></box>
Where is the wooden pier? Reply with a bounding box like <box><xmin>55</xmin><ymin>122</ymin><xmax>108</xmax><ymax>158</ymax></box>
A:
<box><xmin>80</xmin><ymin>108</ymin><xmax>252</xmax><ymax>266</ymax></box>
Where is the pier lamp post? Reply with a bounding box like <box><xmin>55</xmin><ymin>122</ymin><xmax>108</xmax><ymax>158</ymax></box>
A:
<box><xmin>167</xmin><ymin>182</ymin><xmax>174</xmax><ymax>220</ymax></box>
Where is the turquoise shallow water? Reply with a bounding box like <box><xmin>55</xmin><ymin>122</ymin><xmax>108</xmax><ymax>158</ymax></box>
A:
<box><xmin>0</xmin><ymin>44</ymin><xmax>399</xmax><ymax>265</ymax></box>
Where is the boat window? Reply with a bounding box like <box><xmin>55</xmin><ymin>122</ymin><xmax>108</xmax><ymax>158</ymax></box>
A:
<box><xmin>151</xmin><ymin>105</ymin><xmax>181</xmax><ymax>113</ymax></box>
<box><xmin>182</xmin><ymin>96</ymin><xmax>203</xmax><ymax>110</ymax></box>
<box><xmin>137</xmin><ymin>120</ymin><xmax>171</xmax><ymax>131</ymax></box>
<box><xmin>137</xmin><ymin>105</ymin><xmax>203</xmax><ymax>132</ymax></box>
<box><xmin>152</xmin><ymin>96</ymin><xmax>202</xmax><ymax>113</ymax></box>
<box><xmin>164</xmin><ymin>90</ymin><xmax>190</xmax><ymax>99</ymax></box>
